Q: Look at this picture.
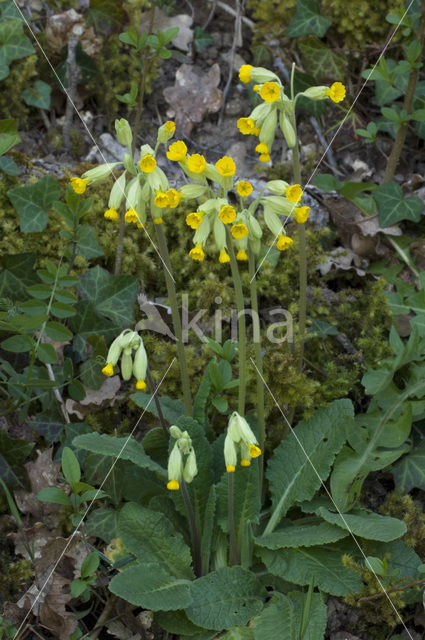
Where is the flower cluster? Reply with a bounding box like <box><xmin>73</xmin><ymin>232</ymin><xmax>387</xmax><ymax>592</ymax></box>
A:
<box><xmin>102</xmin><ymin>329</ymin><xmax>148</xmax><ymax>390</ymax></box>
<box><xmin>167</xmin><ymin>426</ymin><xmax>198</xmax><ymax>490</ymax></box>
<box><xmin>224</xmin><ymin>411</ymin><xmax>261</xmax><ymax>471</ymax></box>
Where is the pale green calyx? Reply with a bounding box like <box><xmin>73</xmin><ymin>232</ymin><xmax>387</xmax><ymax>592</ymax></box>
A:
<box><xmin>279</xmin><ymin>111</ymin><xmax>296</xmax><ymax>148</ymax></box>
<box><xmin>108</xmin><ymin>171</ymin><xmax>127</xmax><ymax>210</ymax></box>
<box><xmin>132</xmin><ymin>340</ymin><xmax>147</xmax><ymax>382</ymax></box>
<box><xmin>82</xmin><ymin>162</ymin><xmax>121</xmax><ymax>184</ymax></box>
<box><xmin>213</xmin><ymin>216</ymin><xmax>226</xmax><ymax>250</ymax></box>
<box><xmin>167</xmin><ymin>427</ymin><xmax>198</xmax><ymax>488</ymax></box>
<box><xmin>301</xmin><ymin>86</ymin><xmax>328</xmax><ymax>101</ymax></box>
<box><xmin>180</xmin><ymin>184</ymin><xmax>208</xmax><ymax>199</ymax></box>
<box><xmin>225</xmin><ymin>411</ymin><xmax>262</xmax><ymax>470</ymax></box>
<box><xmin>115</xmin><ymin>118</ymin><xmax>133</xmax><ymax>147</ymax></box>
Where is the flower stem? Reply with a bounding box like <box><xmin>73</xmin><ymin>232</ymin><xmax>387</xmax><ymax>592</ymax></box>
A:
<box><xmin>248</xmin><ymin>248</ymin><xmax>265</xmax><ymax>489</ymax></box>
<box><xmin>181</xmin><ymin>479</ymin><xmax>202</xmax><ymax>577</ymax></box>
<box><xmin>155</xmin><ymin>224</ymin><xmax>192</xmax><ymax>416</ymax></box>
<box><xmin>226</xmin><ymin>227</ymin><xmax>246</xmax><ymax>416</ymax></box>
<box><xmin>228</xmin><ymin>472</ymin><xmax>239</xmax><ymax>565</ymax></box>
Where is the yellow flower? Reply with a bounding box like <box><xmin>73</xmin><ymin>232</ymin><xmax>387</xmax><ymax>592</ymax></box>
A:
<box><xmin>154</xmin><ymin>191</ymin><xmax>170</xmax><ymax>208</ymax></box>
<box><xmin>102</xmin><ymin>363</ymin><xmax>114</xmax><ymax>376</ymax></box>
<box><xmin>219</xmin><ymin>205</ymin><xmax>237</xmax><ymax>224</ymax></box>
<box><xmin>237</xmin><ymin>180</ymin><xmax>253</xmax><ymax>197</ymax></box>
<box><xmin>219</xmin><ymin>248</ymin><xmax>230</xmax><ymax>263</ymax></box>
<box><xmin>104</xmin><ymin>208</ymin><xmax>119</xmax><ymax>221</ymax></box>
<box><xmin>241</xmin><ymin>458</ymin><xmax>251</xmax><ymax>466</ymax></box>
<box><xmin>189</xmin><ymin>244</ymin><xmax>205</xmax><ymax>261</ymax></box>
<box><xmin>186</xmin><ymin>212</ymin><xmax>203</xmax><ymax>229</ymax></box>
<box><xmin>154</xmin><ymin>217</ymin><xmax>163</xmax><ymax>224</ymax></box>
<box><xmin>139</xmin><ymin>154</ymin><xmax>156</xmax><ymax>173</ymax></box>
<box><xmin>227</xmin><ymin>464</ymin><xmax>236</xmax><ymax>473</ymax></box>
<box><xmin>255</xmin><ymin>142</ymin><xmax>269</xmax><ymax>154</ymax></box>
<box><xmin>137</xmin><ymin>222</ymin><xmax>144</xmax><ymax>229</ymax></box>
<box><xmin>326</xmin><ymin>82</ymin><xmax>346</xmax><ymax>103</ymax></box>
<box><xmin>70</xmin><ymin>177</ymin><xmax>87</xmax><ymax>194</ymax></box>
<box><xmin>259</xmin><ymin>81</ymin><xmax>281</xmax><ymax>103</ymax></box>
<box><xmin>285</xmin><ymin>184</ymin><xmax>303</xmax><ymax>204</ymax></box>
<box><xmin>237</xmin><ymin>117</ymin><xmax>256</xmax><ymax>135</ymax></box>
<box><xmin>231</xmin><ymin>223</ymin><xmax>249</xmax><ymax>239</ymax></box>
<box><xmin>167</xmin><ymin>140</ymin><xmax>187</xmax><ymax>161</ymax></box>
<box><xmin>295</xmin><ymin>206</ymin><xmax>310</xmax><ymax>223</ymax></box>
<box><xmin>136</xmin><ymin>379</ymin><xmax>147</xmax><ymax>389</ymax></box>
<box><xmin>167</xmin><ymin>479</ymin><xmax>180</xmax><ymax>490</ymax></box>
<box><xmin>238</xmin><ymin>64</ymin><xmax>253</xmax><ymax>83</ymax></box>
<box><xmin>249</xmin><ymin>444</ymin><xmax>261</xmax><ymax>458</ymax></box>
<box><xmin>165</xmin><ymin>120</ymin><xmax>175</xmax><ymax>133</ymax></box>
<box><xmin>187</xmin><ymin>153</ymin><xmax>206</xmax><ymax>174</ymax></box>
<box><xmin>216</xmin><ymin>156</ymin><xmax>236</xmax><ymax>177</ymax></box>
<box><xmin>253</xmin><ymin>85</ymin><xmax>260</xmax><ymax>92</ymax></box>
<box><xmin>166</xmin><ymin>188</ymin><xmax>182</xmax><ymax>208</ymax></box>
<box><xmin>253</xmin><ymin>127</ymin><xmax>261</xmax><ymax>136</ymax></box>
<box><xmin>125</xmin><ymin>208</ymin><xmax>139</xmax><ymax>223</ymax></box>
<box><xmin>236</xmin><ymin>249</ymin><xmax>248</xmax><ymax>261</ymax></box>
<box><xmin>259</xmin><ymin>154</ymin><xmax>271</xmax><ymax>163</ymax></box>
<box><xmin>276</xmin><ymin>235</ymin><xmax>294</xmax><ymax>251</ymax></box>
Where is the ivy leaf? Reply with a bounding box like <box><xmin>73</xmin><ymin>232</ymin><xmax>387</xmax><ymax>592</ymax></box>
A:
<box><xmin>77</xmin><ymin>266</ymin><xmax>138</xmax><ymax>325</ymax></box>
<box><xmin>0</xmin><ymin>430</ymin><xmax>34</xmax><ymax>487</ymax></box>
<box><xmin>393</xmin><ymin>440</ymin><xmax>425</xmax><ymax>491</ymax></box>
<box><xmin>373</xmin><ymin>182</ymin><xmax>423</xmax><ymax>227</ymax></box>
<box><xmin>74</xmin><ymin>225</ymin><xmax>104</xmax><ymax>260</ymax></box>
<box><xmin>0</xmin><ymin>19</ymin><xmax>34</xmax><ymax>80</ymax></box>
<box><xmin>286</xmin><ymin>0</ymin><xmax>331</xmax><ymax>38</ymax></box>
<box><xmin>298</xmin><ymin>36</ymin><xmax>346</xmax><ymax>82</ymax></box>
<box><xmin>131</xmin><ymin>393</ymin><xmax>185</xmax><ymax>425</ymax></box>
<box><xmin>0</xmin><ymin>118</ymin><xmax>21</xmax><ymax>155</ymax></box>
<box><xmin>185</xmin><ymin>567</ymin><xmax>264</xmax><ymax>630</ymax></box>
<box><xmin>69</xmin><ymin>300</ymin><xmax>120</xmax><ymax>342</ymax></box>
<box><xmin>22</xmin><ymin>80</ymin><xmax>51</xmax><ymax>109</ymax></box>
<box><xmin>85</xmin><ymin>0</ymin><xmax>124</xmax><ymax>35</ymax></box>
<box><xmin>8</xmin><ymin>176</ymin><xmax>60</xmax><ymax>233</ymax></box>
<box><xmin>0</xmin><ymin>155</ymin><xmax>19</xmax><ymax>175</ymax></box>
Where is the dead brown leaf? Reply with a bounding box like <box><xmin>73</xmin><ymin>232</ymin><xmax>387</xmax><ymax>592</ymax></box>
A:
<box><xmin>163</xmin><ymin>64</ymin><xmax>223</xmax><ymax>136</ymax></box>
<box><xmin>46</xmin><ymin>9</ymin><xmax>102</xmax><ymax>56</ymax></box>
<box><xmin>65</xmin><ymin>375</ymin><xmax>121</xmax><ymax>419</ymax></box>
<box><xmin>141</xmin><ymin>8</ymin><xmax>193</xmax><ymax>51</ymax></box>
<box><xmin>318</xmin><ymin>247</ymin><xmax>368</xmax><ymax>277</ymax></box>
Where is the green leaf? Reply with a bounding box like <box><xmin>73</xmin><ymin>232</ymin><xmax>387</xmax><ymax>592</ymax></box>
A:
<box><xmin>316</xmin><ymin>507</ymin><xmax>406</xmax><ymax>541</ymax></box>
<box><xmin>74</xmin><ymin>225</ymin><xmax>104</xmax><ymax>260</ymax></box>
<box><xmin>37</xmin><ymin>343</ymin><xmax>58</xmax><ymax>364</ymax></box>
<box><xmin>50</xmin><ymin>301</ymin><xmax>77</xmax><ymax>318</ymax></box>
<box><xmin>0</xmin><ymin>118</ymin><xmax>20</xmax><ymax>155</ymax></box>
<box><xmin>71</xmin><ymin>578</ymin><xmax>88</xmax><ymax>598</ymax></box>
<box><xmin>8</xmin><ymin>176</ymin><xmax>61</xmax><ymax>233</ymax></box>
<box><xmin>286</xmin><ymin>0</ymin><xmax>331</xmax><ymax>37</ymax></box>
<box><xmin>193</xmin><ymin>26</ymin><xmax>213</xmax><ymax>52</ymax></box>
<box><xmin>62</xmin><ymin>446</ymin><xmax>81</xmax><ymax>487</ymax></box>
<box><xmin>373</xmin><ymin>181</ymin><xmax>423</xmax><ymax>227</ymax></box>
<box><xmin>81</xmin><ymin>551</ymin><xmax>99</xmax><ymax>578</ymax></box>
<box><xmin>77</xmin><ymin>266</ymin><xmax>138</xmax><ymax>325</ymax></box>
<box><xmin>45</xmin><ymin>321</ymin><xmax>73</xmax><ymax>342</ymax></box>
<box><xmin>85</xmin><ymin>507</ymin><xmax>120</xmax><ymax>543</ymax></box>
<box><xmin>109</xmin><ymin>562</ymin><xmax>192</xmax><ymax>610</ymax></box>
<box><xmin>0</xmin><ymin>19</ymin><xmax>34</xmax><ymax>80</ymax></box>
<box><xmin>0</xmin><ymin>252</ymin><xmax>38</xmax><ymax>298</ymax></box>
<box><xmin>252</xmin><ymin>593</ymin><xmax>295</xmax><ymax>640</ymax></box>
<box><xmin>0</xmin><ymin>155</ymin><xmax>19</xmax><ymax>175</ymax></box>
<box><xmin>73</xmin><ymin>432</ymin><xmax>165</xmax><ymax>475</ymax></box>
<box><xmin>221</xmin><ymin>627</ymin><xmax>254</xmax><ymax>640</ymax></box>
<box><xmin>258</xmin><ymin>544</ymin><xmax>362</xmax><ymax>596</ymax></box>
<box><xmin>185</xmin><ymin>567</ymin><xmax>264</xmax><ymax>630</ymax></box>
<box><xmin>264</xmin><ymin>399</ymin><xmax>353</xmax><ymax>534</ymax></box>
<box><xmin>0</xmin><ymin>431</ymin><xmax>34</xmax><ymax>487</ymax></box>
<box><xmin>255</xmin><ymin>519</ymin><xmax>348</xmax><ymax>549</ymax></box>
<box><xmin>393</xmin><ymin>440</ymin><xmax>425</xmax><ymax>491</ymax></box>
<box><xmin>298</xmin><ymin>36</ymin><xmax>346</xmax><ymax>82</ymax></box>
<box><xmin>291</xmin><ymin>590</ymin><xmax>327</xmax><ymax>640</ymax></box>
<box><xmin>201</xmin><ymin>485</ymin><xmax>216</xmax><ymax>575</ymax></box>
<box><xmin>69</xmin><ymin>300</ymin><xmax>120</xmax><ymax>341</ymax></box>
<box><xmin>22</xmin><ymin>80</ymin><xmax>51</xmax><ymax>109</ymax></box>
<box><xmin>118</xmin><ymin>502</ymin><xmax>194</xmax><ymax>579</ymax></box>
<box><xmin>85</xmin><ymin>0</ymin><xmax>124</xmax><ymax>35</ymax></box>
<box><xmin>131</xmin><ymin>393</ymin><xmax>185</xmax><ymax>424</ymax></box>
<box><xmin>31</xmin><ymin>413</ymin><xmax>65</xmax><ymax>442</ymax></box>
<box><xmin>155</xmin><ymin>610</ymin><xmax>206</xmax><ymax>636</ymax></box>
<box><xmin>1</xmin><ymin>334</ymin><xmax>33</xmax><ymax>353</ymax></box>
<box><xmin>37</xmin><ymin>487</ymin><xmax>72</xmax><ymax>505</ymax></box>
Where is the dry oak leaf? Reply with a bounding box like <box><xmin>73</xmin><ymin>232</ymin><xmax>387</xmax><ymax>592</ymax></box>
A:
<box><xmin>45</xmin><ymin>9</ymin><xmax>102</xmax><ymax>56</ymax></box>
<box><xmin>163</xmin><ymin>64</ymin><xmax>223</xmax><ymax>136</ymax></box>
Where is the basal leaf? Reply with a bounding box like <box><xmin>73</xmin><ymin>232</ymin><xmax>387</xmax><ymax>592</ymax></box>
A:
<box><xmin>264</xmin><ymin>399</ymin><xmax>353</xmax><ymax>534</ymax></box>
<box><xmin>217</xmin><ymin>463</ymin><xmax>260</xmax><ymax>550</ymax></box>
<box><xmin>316</xmin><ymin>507</ymin><xmax>407</xmax><ymax>542</ymax></box>
<box><xmin>252</xmin><ymin>593</ymin><xmax>295</xmax><ymax>640</ymax></box>
<box><xmin>185</xmin><ymin>567</ymin><xmax>264</xmax><ymax>630</ymax></box>
<box><xmin>85</xmin><ymin>507</ymin><xmax>120</xmax><ymax>542</ymax></box>
<box><xmin>131</xmin><ymin>392</ymin><xmax>185</xmax><ymax>425</ymax></box>
<box><xmin>155</xmin><ymin>610</ymin><xmax>205</xmax><ymax>636</ymax></box>
<box><xmin>8</xmin><ymin>176</ymin><xmax>60</xmax><ymax>233</ymax></box>
<box><xmin>255</xmin><ymin>519</ymin><xmax>348</xmax><ymax>549</ymax></box>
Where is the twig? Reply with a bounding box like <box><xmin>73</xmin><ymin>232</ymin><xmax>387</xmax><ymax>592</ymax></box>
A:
<box><xmin>203</xmin><ymin>0</ymin><xmax>217</xmax><ymax>30</ymax></box>
<box><xmin>206</xmin><ymin>0</ymin><xmax>254</xmax><ymax>29</ymax></box>
<box><xmin>359</xmin><ymin>578</ymin><xmax>425</xmax><ymax>602</ymax></box>
<box><xmin>88</xmin><ymin>594</ymin><xmax>118</xmax><ymax>640</ymax></box>
<box><xmin>146</xmin><ymin>366</ymin><xmax>169</xmax><ymax>440</ymax></box>
<box><xmin>218</xmin><ymin>0</ymin><xmax>243</xmax><ymax>126</ymax></box>
<box><xmin>45</xmin><ymin>363</ymin><xmax>70</xmax><ymax>424</ymax></box>
<box><xmin>63</xmin><ymin>33</ymin><xmax>79</xmax><ymax>150</ymax></box>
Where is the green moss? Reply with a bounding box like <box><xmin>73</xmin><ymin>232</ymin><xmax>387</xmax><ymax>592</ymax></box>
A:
<box><xmin>0</xmin><ymin>551</ymin><xmax>32</xmax><ymax>601</ymax></box>
<box><xmin>380</xmin><ymin>491</ymin><xmax>425</xmax><ymax>558</ymax></box>
<box><xmin>0</xmin><ymin>55</ymin><xmax>38</xmax><ymax>124</ymax></box>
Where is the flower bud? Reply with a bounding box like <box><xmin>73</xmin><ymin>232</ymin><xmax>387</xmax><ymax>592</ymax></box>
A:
<box><xmin>180</xmin><ymin>184</ymin><xmax>208</xmax><ymax>199</ymax></box>
<box><xmin>146</xmin><ymin>166</ymin><xmax>169</xmax><ymax>193</ymax></box>
<box><xmin>204</xmin><ymin>163</ymin><xmax>223</xmax><ymax>184</ymax></box>
<box><xmin>224</xmin><ymin>432</ymin><xmax>237</xmax><ymax>472</ymax></box>
<box><xmin>167</xmin><ymin>442</ymin><xmax>183</xmax><ymax>489</ymax></box>
<box><xmin>108</xmin><ymin>171</ymin><xmax>127</xmax><ymax>210</ymax></box>
<box><xmin>121</xmin><ymin>351</ymin><xmax>133</xmax><ymax>381</ymax></box>
<box><xmin>247</xmin><ymin>214</ymin><xmax>263</xmax><ymax>239</ymax></box>
<box><xmin>259</xmin><ymin>107</ymin><xmax>277</xmax><ymax>150</ymax></box>
<box><xmin>279</xmin><ymin>112</ymin><xmax>296</xmax><ymax>148</ymax></box>
<box><xmin>82</xmin><ymin>162</ymin><xmax>120</xmax><ymax>184</ymax></box>
<box><xmin>183</xmin><ymin>448</ymin><xmax>198</xmax><ymax>483</ymax></box>
<box><xmin>249</xmin><ymin>237</ymin><xmax>261</xmax><ymax>255</ymax></box>
<box><xmin>249</xmin><ymin>102</ymin><xmax>271</xmax><ymax>124</ymax></box>
<box><xmin>264</xmin><ymin>208</ymin><xmax>284</xmax><ymax>236</ymax></box>
<box><xmin>157</xmin><ymin>120</ymin><xmax>176</xmax><ymax>144</ymax></box>
<box><xmin>115</xmin><ymin>118</ymin><xmax>133</xmax><ymax>147</ymax></box>
<box><xmin>125</xmin><ymin>176</ymin><xmax>143</xmax><ymax>212</ymax></box>
<box><xmin>213</xmin><ymin>216</ymin><xmax>226</xmax><ymax>250</ymax></box>
<box><xmin>301</xmin><ymin>86</ymin><xmax>328</xmax><ymax>101</ymax></box>
<box><xmin>170</xmin><ymin>425</ymin><xmax>183</xmax><ymax>439</ymax></box>
<box><xmin>132</xmin><ymin>339</ymin><xmax>147</xmax><ymax>384</ymax></box>
<box><xmin>193</xmin><ymin>215</ymin><xmax>211</xmax><ymax>245</ymax></box>
<box><xmin>105</xmin><ymin>336</ymin><xmax>122</xmax><ymax>366</ymax></box>
<box><xmin>262</xmin><ymin>195</ymin><xmax>295</xmax><ymax>215</ymax></box>
<box><xmin>266</xmin><ymin>180</ymin><xmax>290</xmax><ymax>195</ymax></box>
<box><xmin>250</xmin><ymin>67</ymin><xmax>280</xmax><ymax>83</ymax></box>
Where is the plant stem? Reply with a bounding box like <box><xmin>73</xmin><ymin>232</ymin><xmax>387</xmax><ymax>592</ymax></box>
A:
<box><xmin>383</xmin><ymin>0</ymin><xmax>425</xmax><ymax>183</ymax></box>
<box><xmin>228</xmin><ymin>472</ymin><xmax>239</xmax><ymax>565</ymax></box>
<box><xmin>359</xmin><ymin>578</ymin><xmax>425</xmax><ymax>602</ymax></box>
<box><xmin>114</xmin><ymin>211</ymin><xmax>126</xmax><ymax>275</ymax></box>
<box><xmin>131</xmin><ymin>4</ymin><xmax>156</xmax><ymax>155</ymax></box>
<box><xmin>146</xmin><ymin>366</ymin><xmax>169</xmax><ymax>439</ymax></box>
<box><xmin>181</xmin><ymin>479</ymin><xmax>202</xmax><ymax>577</ymax></box>
<box><xmin>226</xmin><ymin>227</ymin><xmax>246</xmax><ymax>415</ymax></box>
<box><xmin>155</xmin><ymin>224</ymin><xmax>192</xmax><ymax>415</ymax></box>
<box><xmin>248</xmin><ymin>248</ymin><xmax>265</xmax><ymax>488</ymax></box>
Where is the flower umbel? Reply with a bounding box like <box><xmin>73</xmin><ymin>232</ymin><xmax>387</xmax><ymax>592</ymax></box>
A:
<box><xmin>224</xmin><ymin>411</ymin><xmax>262</xmax><ymax>470</ymax></box>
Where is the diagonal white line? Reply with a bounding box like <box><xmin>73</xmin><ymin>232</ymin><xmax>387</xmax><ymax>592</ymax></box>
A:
<box><xmin>251</xmin><ymin>0</ymin><xmax>416</xmax><ymax>281</ymax></box>
<box><xmin>10</xmin><ymin>0</ymin><xmax>175</xmax><ymax>282</ymax></box>
<box><xmin>12</xmin><ymin>358</ymin><xmax>176</xmax><ymax>640</ymax></box>
<box><xmin>250</xmin><ymin>357</ymin><xmax>414</xmax><ymax>639</ymax></box>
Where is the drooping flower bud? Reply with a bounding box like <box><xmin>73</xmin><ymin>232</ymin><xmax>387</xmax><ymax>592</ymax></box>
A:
<box><xmin>264</xmin><ymin>207</ymin><xmax>284</xmax><ymax>237</ymax></box>
<box><xmin>183</xmin><ymin>447</ymin><xmax>198</xmax><ymax>483</ymax></box>
<box><xmin>213</xmin><ymin>216</ymin><xmax>226</xmax><ymax>250</ymax></box>
<box><xmin>108</xmin><ymin>171</ymin><xmax>127</xmax><ymax>210</ymax></box>
<box><xmin>180</xmin><ymin>184</ymin><xmax>208</xmax><ymax>199</ymax></box>
<box><xmin>279</xmin><ymin>112</ymin><xmax>296</xmax><ymax>148</ymax></box>
<box><xmin>82</xmin><ymin>162</ymin><xmax>121</xmax><ymax>184</ymax></box>
<box><xmin>121</xmin><ymin>350</ymin><xmax>133</xmax><ymax>381</ymax></box>
<box><xmin>115</xmin><ymin>118</ymin><xmax>133</xmax><ymax>147</ymax></box>
<box><xmin>167</xmin><ymin>442</ymin><xmax>183</xmax><ymax>490</ymax></box>
<box><xmin>157</xmin><ymin>120</ymin><xmax>176</xmax><ymax>144</ymax></box>
<box><xmin>132</xmin><ymin>339</ymin><xmax>147</xmax><ymax>389</ymax></box>
<box><xmin>123</xmin><ymin>152</ymin><xmax>137</xmax><ymax>175</ymax></box>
